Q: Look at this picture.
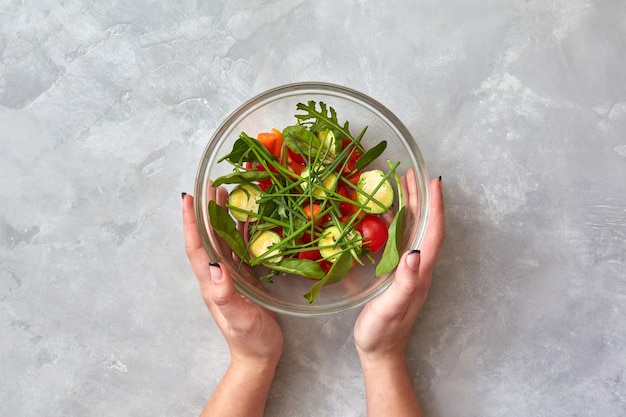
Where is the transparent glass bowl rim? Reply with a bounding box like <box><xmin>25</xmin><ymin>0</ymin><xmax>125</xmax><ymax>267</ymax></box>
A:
<box><xmin>194</xmin><ymin>82</ymin><xmax>430</xmax><ymax>317</ymax></box>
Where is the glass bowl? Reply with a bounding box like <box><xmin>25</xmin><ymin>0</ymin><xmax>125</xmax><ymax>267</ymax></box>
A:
<box><xmin>194</xmin><ymin>82</ymin><xmax>429</xmax><ymax>317</ymax></box>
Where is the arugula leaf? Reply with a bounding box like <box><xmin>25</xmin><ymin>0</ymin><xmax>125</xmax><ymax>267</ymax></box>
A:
<box><xmin>294</xmin><ymin>101</ymin><xmax>352</xmax><ymax>140</ymax></box>
<box><xmin>304</xmin><ymin>252</ymin><xmax>353</xmax><ymax>303</ymax></box>
<box><xmin>208</xmin><ymin>201</ymin><xmax>247</xmax><ymax>260</ymax></box>
<box><xmin>356</xmin><ymin>140</ymin><xmax>387</xmax><ymax>170</ymax></box>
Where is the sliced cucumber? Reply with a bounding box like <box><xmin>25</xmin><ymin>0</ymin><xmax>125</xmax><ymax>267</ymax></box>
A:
<box><xmin>228</xmin><ymin>183</ymin><xmax>262</xmax><ymax>222</ymax></box>
<box><xmin>300</xmin><ymin>168</ymin><xmax>338</xmax><ymax>198</ymax></box>
<box><xmin>357</xmin><ymin>170</ymin><xmax>394</xmax><ymax>214</ymax></box>
<box><xmin>249</xmin><ymin>230</ymin><xmax>283</xmax><ymax>263</ymax></box>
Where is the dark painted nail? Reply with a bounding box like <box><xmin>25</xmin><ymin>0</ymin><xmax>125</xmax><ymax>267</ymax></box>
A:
<box><xmin>438</xmin><ymin>176</ymin><xmax>442</xmax><ymax>182</ymax></box>
<box><xmin>181</xmin><ymin>192</ymin><xmax>187</xmax><ymax>200</ymax></box>
<box><xmin>209</xmin><ymin>262</ymin><xmax>220</xmax><ymax>268</ymax></box>
<box><xmin>409</xmin><ymin>249</ymin><xmax>421</xmax><ymax>255</ymax></box>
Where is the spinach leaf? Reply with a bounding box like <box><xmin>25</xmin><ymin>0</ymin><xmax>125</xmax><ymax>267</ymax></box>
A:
<box><xmin>212</xmin><ymin>170</ymin><xmax>271</xmax><ymax>187</ymax></box>
<box><xmin>375</xmin><ymin>206</ymin><xmax>405</xmax><ymax>276</ymax></box>
<box><xmin>268</xmin><ymin>258</ymin><xmax>326</xmax><ymax>279</ymax></box>
<box><xmin>375</xmin><ymin>162</ymin><xmax>405</xmax><ymax>276</ymax></box>
<box><xmin>218</xmin><ymin>134</ymin><xmax>261</xmax><ymax>165</ymax></box>
<box><xmin>356</xmin><ymin>140</ymin><xmax>387</xmax><ymax>170</ymax></box>
<box><xmin>282</xmin><ymin>125</ymin><xmax>321</xmax><ymax>158</ymax></box>
<box><xmin>304</xmin><ymin>252</ymin><xmax>353</xmax><ymax>303</ymax></box>
<box><xmin>208</xmin><ymin>201</ymin><xmax>247</xmax><ymax>260</ymax></box>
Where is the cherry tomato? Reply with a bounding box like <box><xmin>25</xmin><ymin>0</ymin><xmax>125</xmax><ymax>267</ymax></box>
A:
<box><xmin>337</xmin><ymin>184</ymin><xmax>354</xmax><ymax>215</ymax></box>
<box><xmin>355</xmin><ymin>215</ymin><xmax>388</xmax><ymax>253</ymax></box>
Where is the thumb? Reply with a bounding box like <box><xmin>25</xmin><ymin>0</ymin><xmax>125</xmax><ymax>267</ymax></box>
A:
<box><xmin>388</xmin><ymin>249</ymin><xmax>422</xmax><ymax>303</ymax></box>
<box><xmin>208</xmin><ymin>263</ymin><xmax>253</xmax><ymax>324</ymax></box>
<box><xmin>366</xmin><ymin>250</ymin><xmax>422</xmax><ymax>319</ymax></box>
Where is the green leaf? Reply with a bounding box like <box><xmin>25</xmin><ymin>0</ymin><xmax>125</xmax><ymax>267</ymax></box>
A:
<box><xmin>259</xmin><ymin>270</ymin><xmax>277</xmax><ymax>283</ymax></box>
<box><xmin>219</xmin><ymin>134</ymin><xmax>260</xmax><ymax>165</ymax></box>
<box><xmin>375</xmin><ymin>206</ymin><xmax>405</xmax><ymax>276</ymax></box>
<box><xmin>304</xmin><ymin>252</ymin><xmax>353</xmax><ymax>303</ymax></box>
<box><xmin>267</xmin><ymin>258</ymin><xmax>326</xmax><ymax>279</ymax></box>
<box><xmin>294</xmin><ymin>101</ymin><xmax>352</xmax><ymax>140</ymax></box>
<box><xmin>375</xmin><ymin>161</ymin><xmax>405</xmax><ymax>276</ymax></box>
<box><xmin>282</xmin><ymin>125</ymin><xmax>321</xmax><ymax>158</ymax></box>
<box><xmin>356</xmin><ymin>140</ymin><xmax>387</xmax><ymax>170</ymax></box>
<box><xmin>212</xmin><ymin>170</ymin><xmax>271</xmax><ymax>187</ymax></box>
<box><xmin>208</xmin><ymin>201</ymin><xmax>247</xmax><ymax>259</ymax></box>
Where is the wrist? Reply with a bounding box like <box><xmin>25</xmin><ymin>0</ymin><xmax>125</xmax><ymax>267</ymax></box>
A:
<box><xmin>230</xmin><ymin>353</ymin><xmax>280</xmax><ymax>375</ymax></box>
<box><xmin>357</xmin><ymin>349</ymin><xmax>407</xmax><ymax>372</ymax></box>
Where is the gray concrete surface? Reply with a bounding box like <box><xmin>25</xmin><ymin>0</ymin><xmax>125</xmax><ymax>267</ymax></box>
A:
<box><xmin>1</xmin><ymin>1</ymin><xmax>625</xmax><ymax>416</ymax></box>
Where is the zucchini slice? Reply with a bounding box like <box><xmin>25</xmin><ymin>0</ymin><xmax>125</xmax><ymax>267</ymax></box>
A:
<box><xmin>228</xmin><ymin>183</ymin><xmax>262</xmax><ymax>222</ymax></box>
<box><xmin>319</xmin><ymin>226</ymin><xmax>362</xmax><ymax>262</ymax></box>
<box><xmin>357</xmin><ymin>170</ymin><xmax>394</xmax><ymax>214</ymax></box>
<box><xmin>249</xmin><ymin>230</ymin><xmax>283</xmax><ymax>263</ymax></box>
<box><xmin>317</xmin><ymin>130</ymin><xmax>338</xmax><ymax>157</ymax></box>
<box><xmin>300</xmin><ymin>168</ymin><xmax>338</xmax><ymax>199</ymax></box>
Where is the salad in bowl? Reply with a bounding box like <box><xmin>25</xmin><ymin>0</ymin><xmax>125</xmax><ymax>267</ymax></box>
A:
<box><xmin>195</xmin><ymin>83</ymin><xmax>429</xmax><ymax>316</ymax></box>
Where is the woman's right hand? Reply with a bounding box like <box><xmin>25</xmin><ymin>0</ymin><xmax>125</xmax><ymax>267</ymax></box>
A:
<box><xmin>354</xmin><ymin>173</ymin><xmax>445</xmax><ymax>361</ymax></box>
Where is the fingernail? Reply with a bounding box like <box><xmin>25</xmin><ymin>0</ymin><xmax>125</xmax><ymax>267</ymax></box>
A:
<box><xmin>406</xmin><ymin>249</ymin><xmax>420</xmax><ymax>270</ymax></box>
<box><xmin>438</xmin><ymin>176</ymin><xmax>442</xmax><ymax>182</ymax></box>
<box><xmin>208</xmin><ymin>262</ymin><xmax>223</xmax><ymax>282</ymax></box>
<box><xmin>181</xmin><ymin>192</ymin><xmax>187</xmax><ymax>200</ymax></box>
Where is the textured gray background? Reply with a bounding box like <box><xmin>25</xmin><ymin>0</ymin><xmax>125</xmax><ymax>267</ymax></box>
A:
<box><xmin>1</xmin><ymin>1</ymin><xmax>625</xmax><ymax>416</ymax></box>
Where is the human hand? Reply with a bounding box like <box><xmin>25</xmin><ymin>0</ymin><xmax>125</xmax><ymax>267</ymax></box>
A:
<box><xmin>354</xmin><ymin>172</ymin><xmax>445</xmax><ymax>362</ymax></box>
<box><xmin>182</xmin><ymin>187</ymin><xmax>283</xmax><ymax>369</ymax></box>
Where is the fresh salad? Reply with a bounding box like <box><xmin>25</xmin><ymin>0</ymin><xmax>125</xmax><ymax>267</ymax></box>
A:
<box><xmin>209</xmin><ymin>101</ymin><xmax>405</xmax><ymax>302</ymax></box>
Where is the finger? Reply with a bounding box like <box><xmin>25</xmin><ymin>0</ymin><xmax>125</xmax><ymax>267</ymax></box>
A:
<box><xmin>207</xmin><ymin>183</ymin><xmax>232</xmax><ymax>256</ymax></box>
<box><xmin>368</xmin><ymin>250</ymin><xmax>422</xmax><ymax>321</ymax></box>
<box><xmin>419</xmin><ymin>178</ymin><xmax>445</xmax><ymax>277</ymax></box>
<box><xmin>207</xmin><ymin>180</ymin><xmax>217</xmax><ymax>202</ymax></box>
<box><xmin>182</xmin><ymin>194</ymin><xmax>212</xmax><ymax>277</ymax></box>
<box><xmin>405</xmin><ymin>167</ymin><xmax>419</xmax><ymax>213</ymax></box>
<box><xmin>208</xmin><ymin>264</ymin><xmax>259</xmax><ymax>330</ymax></box>
<box><xmin>216</xmin><ymin>185</ymin><xmax>228</xmax><ymax>207</ymax></box>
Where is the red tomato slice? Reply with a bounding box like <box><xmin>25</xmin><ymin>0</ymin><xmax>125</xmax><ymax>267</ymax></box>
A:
<box><xmin>355</xmin><ymin>215</ymin><xmax>388</xmax><ymax>253</ymax></box>
<box><xmin>289</xmin><ymin>160</ymin><xmax>305</xmax><ymax>175</ymax></box>
<box><xmin>298</xmin><ymin>249</ymin><xmax>322</xmax><ymax>261</ymax></box>
<box><xmin>346</xmin><ymin>170</ymin><xmax>361</xmax><ymax>185</ymax></box>
<box><xmin>288</xmin><ymin>148</ymin><xmax>306</xmax><ymax>165</ymax></box>
<box><xmin>257</xmin><ymin>179</ymin><xmax>272</xmax><ymax>191</ymax></box>
<box><xmin>320</xmin><ymin>260</ymin><xmax>333</xmax><ymax>274</ymax></box>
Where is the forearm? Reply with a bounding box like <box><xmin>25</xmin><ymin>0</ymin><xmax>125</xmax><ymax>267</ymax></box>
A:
<box><xmin>359</xmin><ymin>354</ymin><xmax>424</xmax><ymax>417</ymax></box>
<box><xmin>200</xmin><ymin>359</ymin><xmax>277</xmax><ymax>417</ymax></box>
